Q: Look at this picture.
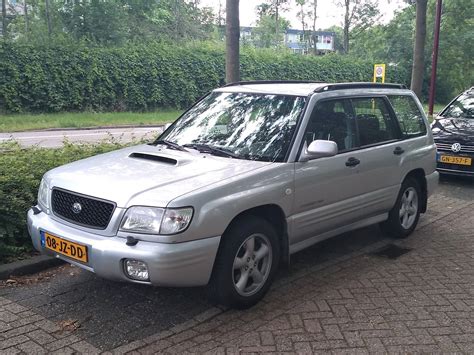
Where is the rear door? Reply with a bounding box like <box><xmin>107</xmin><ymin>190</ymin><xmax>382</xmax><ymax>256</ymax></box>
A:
<box><xmin>348</xmin><ymin>96</ymin><xmax>405</xmax><ymax>216</ymax></box>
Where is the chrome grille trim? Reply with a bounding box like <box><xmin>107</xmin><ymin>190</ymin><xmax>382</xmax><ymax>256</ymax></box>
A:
<box><xmin>435</xmin><ymin>143</ymin><xmax>474</xmax><ymax>153</ymax></box>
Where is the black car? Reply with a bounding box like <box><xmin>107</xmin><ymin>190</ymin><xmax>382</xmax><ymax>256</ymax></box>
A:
<box><xmin>432</xmin><ymin>87</ymin><xmax>474</xmax><ymax>176</ymax></box>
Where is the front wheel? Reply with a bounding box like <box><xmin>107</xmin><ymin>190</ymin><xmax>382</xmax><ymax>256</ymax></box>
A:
<box><xmin>208</xmin><ymin>216</ymin><xmax>280</xmax><ymax>309</ymax></box>
<box><xmin>381</xmin><ymin>177</ymin><xmax>422</xmax><ymax>239</ymax></box>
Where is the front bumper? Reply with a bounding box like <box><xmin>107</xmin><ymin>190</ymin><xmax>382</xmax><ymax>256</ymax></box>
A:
<box><xmin>27</xmin><ymin>208</ymin><xmax>220</xmax><ymax>287</ymax></box>
<box><xmin>435</xmin><ymin>150</ymin><xmax>474</xmax><ymax>176</ymax></box>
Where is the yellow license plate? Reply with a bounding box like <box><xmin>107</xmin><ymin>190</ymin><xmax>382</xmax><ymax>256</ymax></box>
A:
<box><xmin>41</xmin><ymin>232</ymin><xmax>88</xmax><ymax>263</ymax></box>
<box><xmin>439</xmin><ymin>155</ymin><xmax>472</xmax><ymax>166</ymax></box>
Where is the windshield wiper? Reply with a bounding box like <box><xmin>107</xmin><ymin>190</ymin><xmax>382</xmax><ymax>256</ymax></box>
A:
<box><xmin>152</xmin><ymin>140</ymin><xmax>188</xmax><ymax>152</ymax></box>
<box><xmin>183</xmin><ymin>143</ymin><xmax>242</xmax><ymax>159</ymax></box>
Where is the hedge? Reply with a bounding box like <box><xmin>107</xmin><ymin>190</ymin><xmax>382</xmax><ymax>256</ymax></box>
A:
<box><xmin>0</xmin><ymin>42</ymin><xmax>409</xmax><ymax>113</ymax></box>
<box><xmin>0</xmin><ymin>141</ymin><xmax>126</xmax><ymax>261</ymax></box>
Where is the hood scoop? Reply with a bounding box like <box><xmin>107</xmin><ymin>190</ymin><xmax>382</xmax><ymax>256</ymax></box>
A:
<box><xmin>129</xmin><ymin>152</ymin><xmax>178</xmax><ymax>165</ymax></box>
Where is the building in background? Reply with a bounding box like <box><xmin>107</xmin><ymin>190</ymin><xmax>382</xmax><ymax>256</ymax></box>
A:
<box><xmin>285</xmin><ymin>29</ymin><xmax>335</xmax><ymax>55</ymax></box>
<box><xmin>238</xmin><ymin>27</ymin><xmax>336</xmax><ymax>55</ymax></box>
<box><xmin>0</xmin><ymin>0</ymin><xmax>25</xmax><ymax>36</ymax></box>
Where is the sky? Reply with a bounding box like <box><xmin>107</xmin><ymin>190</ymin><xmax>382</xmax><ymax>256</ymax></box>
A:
<box><xmin>199</xmin><ymin>0</ymin><xmax>409</xmax><ymax>30</ymax></box>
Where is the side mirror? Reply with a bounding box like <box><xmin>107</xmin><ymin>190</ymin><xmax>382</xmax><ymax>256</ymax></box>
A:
<box><xmin>300</xmin><ymin>140</ymin><xmax>338</xmax><ymax>162</ymax></box>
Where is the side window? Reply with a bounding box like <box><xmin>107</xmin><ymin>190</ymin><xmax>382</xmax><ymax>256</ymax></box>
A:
<box><xmin>352</xmin><ymin>97</ymin><xmax>400</xmax><ymax>146</ymax></box>
<box><xmin>389</xmin><ymin>95</ymin><xmax>427</xmax><ymax>138</ymax></box>
<box><xmin>304</xmin><ymin>99</ymin><xmax>357</xmax><ymax>153</ymax></box>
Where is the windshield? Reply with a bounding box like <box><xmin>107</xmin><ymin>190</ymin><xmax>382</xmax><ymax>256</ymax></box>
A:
<box><xmin>158</xmin><ymin>92</ymin><xmax>306</xmax><ymax>162</ymax></box>
<box><xmin>441</xmin><ymin>91</ymin><xmax>474</xmax><ymax>119</ymax></box>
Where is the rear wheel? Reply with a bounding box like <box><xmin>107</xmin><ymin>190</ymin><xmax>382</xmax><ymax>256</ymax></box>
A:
<box><xmin>381</xmin><ymin>177</ymin><xmax>422</xmax><ymax>239</ymax></box>
<box><xmin>209</xmin><ymin>216</ymin><xmax>280</xmax><ymax>309</ymax></box>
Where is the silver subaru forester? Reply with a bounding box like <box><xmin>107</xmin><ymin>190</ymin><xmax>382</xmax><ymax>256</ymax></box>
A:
<box><xmin>28</xmin><ymin>82</ymin><xmax>438</xmax><ymax>308</ymax></box>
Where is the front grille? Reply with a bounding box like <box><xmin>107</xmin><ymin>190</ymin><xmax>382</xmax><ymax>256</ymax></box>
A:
<box><xmin>436</xmin><ymin>142</ymin><xmax>474</xmax><ymax>154</ymax></box>
<box><xmin>51</xmin><ymin>189</ymin><xmax>116</xmax><ymax>229</ymax></box>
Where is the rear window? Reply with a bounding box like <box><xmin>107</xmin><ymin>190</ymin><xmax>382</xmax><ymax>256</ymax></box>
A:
<box><xmin>389</xmin><ymin>95</ymin><xmax>427</xmax><ymax>138</ymax></box>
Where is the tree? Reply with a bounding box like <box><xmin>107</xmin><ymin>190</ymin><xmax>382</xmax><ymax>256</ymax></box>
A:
<box><xmin>254</xmin><ymin>12</ymin><xmax>289</xmax><ymax>48</ymax></box>
<box><xmin>226</xmin><ymin>0</ymin><xmax>239</xmax><ymax>83</ymax></box>
<box><xmin>2</xmin><ymin>0</ymin><xmax>6</xmax><ymax>38</ymax></box>
<box><xmin>24</xmin><ymin>0</ymin><xmax>29</xmax><ymax>35</ymax></box>
<box><xmin>410</xmin><ymin>0</ymin><xmax>427</xmax><ymax>98</ymax></box>
<box><xmin>257</xmin><ymin>0</ymin><xmax>289</xmax><ymax>45</ymax></box>
<box><xmin>296</xmin><ymin>0</ymin><xmax>310</xmax><ymax>51</ymax></box>
<box><xmin>336</xmin><ymin>0</ymin><xmax>380</xmax><ymax>53</ymax></box>
<box><xmin>255</xmin><ymin>1</ymin><xmax>289</xmax><ymax>47</ymax></box>
<box><xmin>45</xmin><ymin>0</ymin><xmax>52</xmax><ymax>38</ymax></box>
<box><xmin>311</xmin><ymin>0</ymin><xmax>318</xmax><ymax>54</ymax></box>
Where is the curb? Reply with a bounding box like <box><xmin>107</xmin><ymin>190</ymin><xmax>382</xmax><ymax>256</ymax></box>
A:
<box><xmin>0</xmin><ymin>255</ymin><xmax>64</xmax><ymax>280</ymax></box>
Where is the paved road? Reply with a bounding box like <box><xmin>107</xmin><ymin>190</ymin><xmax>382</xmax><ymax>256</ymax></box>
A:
<box><xmin>0</xmin><ymin>175</ymin><xmax>473</xmax><ymax>353</ymax></box>
<box><xmin>0</xmin><ymin>126</ymin><xmax>165</xmax><ymax>148</ymax></box>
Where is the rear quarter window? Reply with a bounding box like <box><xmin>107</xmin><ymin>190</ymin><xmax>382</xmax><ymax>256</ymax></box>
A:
<box><xmin>389</xmin><ymin>95</ymin><xmax>427</xmax><ymax>138</ymax></box>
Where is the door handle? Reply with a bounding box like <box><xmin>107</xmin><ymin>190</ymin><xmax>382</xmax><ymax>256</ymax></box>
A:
<box><xmin>393</xmin><ymin>146</ymin><xmax>405</xmax><ymax>155</ymax></box>
<box><xmin>345</xmin><ymin>157</ymin><xmax>360</xmax><ymax>167</ymax></box>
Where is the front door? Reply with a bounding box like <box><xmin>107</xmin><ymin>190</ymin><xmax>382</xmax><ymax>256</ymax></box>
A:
<box><xmin>291</xmin><ymin>98</ymin><xmax>364</xmax><ymax>247</ymax></box>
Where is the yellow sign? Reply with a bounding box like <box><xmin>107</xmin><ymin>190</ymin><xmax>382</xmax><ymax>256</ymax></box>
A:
<box><xmin>373</xmin><ymin>64</ymin><xmax>386</xmax><ymax>83</ymax></box>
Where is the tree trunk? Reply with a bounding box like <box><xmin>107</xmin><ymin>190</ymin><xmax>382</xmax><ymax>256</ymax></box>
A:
<box><xmin>299</xmin><ymin>3</ymin><xmax>306</xmax><ymax>52</ymax></box>
<box><xmin>312</xmin><ymin>0</ymin><xmax>317</xmax><ymax>55</ymax></box>
<box><xmin>24</xmin><ymin>0</ymin><xmax>29</xmax><ymax>35</ymax></box>
<box><xmin>275</xmin><ymin>0</ymin><xmax>279</xmax><ymax>46</ymax></box>
<box><xmin>343</xmin><ymin>0</ymin><xmax>350</xmax><ymax>54</ymax></box>
<box><xmin>410</xmin><ymin>0</ymin><xmax>428</xmax><ymax>99</ymax></box>
<box><xmin>2</xmin><ymin>0</ymin><xmax>6</xmax><ymax>38</ymax></box>
<box><xmin>174</xmin><ymin>0</ymin><xmax>179</xmax><ymax>40</ymax></box>
<box><xmin>45</xmin><ymin>0</ymin><xmax>52</xmax><ymax>38</ymax></box>
<box><xmin>225</xmin><ymin>0</ymin><xmax>240</xmax><ymax>83</ymax></box>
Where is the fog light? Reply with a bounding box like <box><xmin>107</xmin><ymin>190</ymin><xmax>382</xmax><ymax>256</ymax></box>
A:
<box><xmin>124</xmin><ymin>259</ymin><xmax>149</xmax><ymax>281</ymax></box>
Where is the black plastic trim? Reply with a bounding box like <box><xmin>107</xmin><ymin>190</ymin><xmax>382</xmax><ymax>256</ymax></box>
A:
<box><xmin>223</xmin><ymin>80</ymin><xmax>326</xmax><ymax>87</ymax></box>
<box><xmin>313</xmin><ymin>82</ymin><xmax>406</xmax><ymax>93</ymax></box>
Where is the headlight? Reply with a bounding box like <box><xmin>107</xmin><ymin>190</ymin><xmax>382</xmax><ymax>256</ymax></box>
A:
<box><xmin>37</xmin><ymin>178</ymin><xmax>50</xmax><ymax>210</ymax></box>
<box><xmin>120</xmin><ymin>206</ymin><xmax>193</xmax><ymax>235</ymax></box>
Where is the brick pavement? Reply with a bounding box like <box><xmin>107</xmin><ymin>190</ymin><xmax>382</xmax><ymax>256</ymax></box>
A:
<box><xmin>0</xmin><ymin>176</ymin><xmax>473</xmax><ymax>354</ymax></box>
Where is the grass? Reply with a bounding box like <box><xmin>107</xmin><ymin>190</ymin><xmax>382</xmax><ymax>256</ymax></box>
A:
<box><xmin>421</xmin><ymin>104</ymin><xmax>446</xmax><ymax>123</ymax></box>
<box><xmin>0</xmin><ymin>110</ymin><xmax>183</xmax><ymax>133</ymax></box>
<box><xmin>423</xmin><ymin>103</ymin><xmax>445</xmax><ymax>114</ymax></box>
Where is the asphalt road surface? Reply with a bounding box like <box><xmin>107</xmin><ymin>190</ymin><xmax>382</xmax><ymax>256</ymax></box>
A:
<box><xmin>0</xmin><ymin>126</ymin><xmax>165</xmax><ymax>148</ymax></box>
<box><xmin>0</xmin><ymin>175</ymin><xmax>473</xmax><ymax>353</ymax></box>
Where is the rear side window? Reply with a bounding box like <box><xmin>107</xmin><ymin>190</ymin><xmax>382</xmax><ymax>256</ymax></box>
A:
<box><xmin>351</xmin><ymin>97</ymin><xmax>400</xmax><ymax>146</ymax></box>
<box><xmin>389</xmin><ymin>95</ymin><xmax>427</xmax><ymax>138</ymax></box>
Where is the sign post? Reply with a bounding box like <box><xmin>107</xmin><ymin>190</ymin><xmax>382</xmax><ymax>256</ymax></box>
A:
<box><xmin>373</xmin><ymin>64</ymin><xmax>386</xmax><ymax>83</ymax></box>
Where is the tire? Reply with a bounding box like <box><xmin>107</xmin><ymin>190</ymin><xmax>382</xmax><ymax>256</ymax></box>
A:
<box><xmin>208</xmin><ymin>215</ymin><xmax>280</xmax><ymax>309</ymax></box>
<box><xmin>381</xmin><ymin>177</ymin><xmax>422</xmax><ymax>239</ymax></box>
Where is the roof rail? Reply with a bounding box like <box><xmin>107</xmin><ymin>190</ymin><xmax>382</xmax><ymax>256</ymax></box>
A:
<box><xmin>314</xmin><ymin>82</ymin><xmax>407</xmax><ymax>92</ymax></box>
<box><xmin>223</xmin><ymin>80</ymin><xmax>326</xmax><ymax>87</ymax></box>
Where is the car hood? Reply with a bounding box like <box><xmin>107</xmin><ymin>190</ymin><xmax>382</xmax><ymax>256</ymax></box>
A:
<box><xmin>432</xmin><ymin>117</ymin><xmax>474</xmax><ymax>143</ymax></box>
<box><xmin>45</xmin><ymin>144</ymin><xmax>272</xmax><ymax>208</ymax></box>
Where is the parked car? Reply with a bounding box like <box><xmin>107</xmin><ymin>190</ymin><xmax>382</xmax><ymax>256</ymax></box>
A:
<box><xmin>432</xmin><ymin>87</ymin><xmax>474</xmax><ymax>176</ymax></box>
<box><xmin>28</xmin><ymin>82</ymin><xmax>438</xmax><ymax>308</ymax></box>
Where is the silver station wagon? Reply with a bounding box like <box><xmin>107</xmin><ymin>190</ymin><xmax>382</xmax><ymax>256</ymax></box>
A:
<box><xmin>28</xmin><ymin>82</ymin><xmax>439</xmax><ymax>308</ymax></box>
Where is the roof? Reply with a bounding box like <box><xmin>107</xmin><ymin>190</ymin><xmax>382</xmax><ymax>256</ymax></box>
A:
<box><xmin>286</xmin><ymin>29</ymin><xmax>335</xmax><ymax>36</ymax></box>
<box><xmin>215</xmin><ymin>81</ymin><xmax>407</xmax><ymax>97</ymax></box>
